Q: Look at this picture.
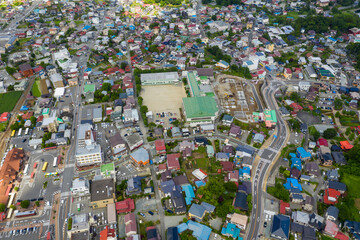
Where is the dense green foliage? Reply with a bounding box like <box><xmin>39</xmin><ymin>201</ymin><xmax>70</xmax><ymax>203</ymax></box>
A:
<box><xmin>293</xmin><ymin>13</ymin><xmax>360</xmax><ymax>35</ymax></box>
<box><xmin>229</xmin><ymin>64</ymin><xmax>252</xmax><ymax>79</ymax></box>
<box><xmin>267</xmin><ymin>182</ymin><xmax>290</xmax><ymax>202</ymax></box>
<box><xmin>347</xmin><ymin>43</ymin><xmax>360</xmax><ymax>71</ymax></box>
<box><xmin>0</xmin><ymin>203</ymin><xmax>5</xmax><ymax>212</ymax></box>
<box><xmin>20</xmin><ymin>200</ymin><xmax>30</xmax><ymax>209</ymax></box>
<box><xmin>196</xmin><ymin>178</ymin><xmax>237</xmax><ymax>218</ymax></box>
<box><xmin>205</xmin><ymin>46</ymin><xmax>232</xmax><ymax>63</ymax></box>
<box><xmin>202</xmin><ymin>0</ymin><xmax>242</xmax><ymax>6</ymax></box>
<box><xmin>323</xmin><ymin>128</ymin><xmax>337</xmax><ymax>139</ymax></box>
<box><xmin>343</xmin><ymin>145</ymin><xmax>360</xmax><ymax>176</ymax></box>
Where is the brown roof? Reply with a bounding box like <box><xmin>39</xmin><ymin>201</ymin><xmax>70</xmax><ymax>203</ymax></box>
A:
<box><xmin>0</xmin><ymin>148</ymin><xmax>25</xmax><ymax>204</ymax></box>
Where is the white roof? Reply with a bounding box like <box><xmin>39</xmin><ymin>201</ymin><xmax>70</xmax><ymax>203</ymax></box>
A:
<box><xmin>192</xmin><ymin>169</ymin><xmax>207</xmax><ymax>180</ymax></box>
<box><xmin>54</xmin><ymin>87</ymin><xmax>65</xmax><ymax>97</ymax></box>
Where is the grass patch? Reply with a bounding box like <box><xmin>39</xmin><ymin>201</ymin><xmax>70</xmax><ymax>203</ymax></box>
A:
<box><xmin>0</xmin><ymin>91</ymin><xmax>22</xmax><ymax>113</ymax></box>
<box><xmin>195</xmin><ymin>158</ymin><xmax>208</xmax><ymax>169</ymax></box>
<box><xmin>0</xmin><ymin>122</ymin><xmax>7</xmax><ymax>132</ymax></box>
<box><xmin>74</xmin><ymin>20</ymin><xmax>84</xmax><ymax>26</ymax></box>
<box><xmin>31</xmin><ymin>81</ymin><xmax>41</xmax><ymax>97</ymax></box>
<box><xmin>341</xmin><ymin>174</ymin><xmax>360</xmax><ymax>198</ymax></box>
<box><xmin>18</xmin><ymin>37</ymin><xmax>32</xmax><ymax>46</ymax></box>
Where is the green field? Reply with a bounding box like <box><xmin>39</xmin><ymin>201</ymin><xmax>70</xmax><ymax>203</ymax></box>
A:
<box><xmin>0</xmin><ymin>91</ymin><xmax>22</xmax><ymax>113</ymax></box>
<box><xmin>32</xmin><ymin>81</ymin><xmax>41</xmax><ymax>97</ymax></box>
<box><xmin>0</xmin><ymin>122</ymin><xmax>7</xmax><ymax>132</ymax></box>
<box><xmin>342</xmin><ymin>174</ymin><xmax>360</xmax><ymax>198</ymax></box>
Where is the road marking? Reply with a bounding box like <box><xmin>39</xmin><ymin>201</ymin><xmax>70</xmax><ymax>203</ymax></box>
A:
<box><xmin>61</xmin><ymin>191</ymin><xmax>71</xmax><ymax>197</ymax></box>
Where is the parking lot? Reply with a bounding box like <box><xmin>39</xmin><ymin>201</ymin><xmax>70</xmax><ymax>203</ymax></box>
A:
<box><xmin>141</xmin><ymin>84</ymin><xmax>186</xmax><ymax>127</ymax></box>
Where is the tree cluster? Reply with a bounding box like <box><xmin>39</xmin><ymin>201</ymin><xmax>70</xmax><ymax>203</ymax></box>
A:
<box><xmin>205</xmin><ymin>46</ymin><xmax>232</xmax><ymax>63</ymax></box>
<box><xmin>293</xmin><ymin>13</ymin><xmax>360</xmax><ymax>35</ymax></box>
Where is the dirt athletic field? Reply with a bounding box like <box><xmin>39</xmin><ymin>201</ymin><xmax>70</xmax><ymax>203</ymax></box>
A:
<box><xmin>141</xmin><ymin>84</ymin><xmax>187</xmax><ymax>117</ymax></box>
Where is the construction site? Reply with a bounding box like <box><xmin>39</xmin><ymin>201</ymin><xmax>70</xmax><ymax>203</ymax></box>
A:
<box><xmin>214</xmin><ymin>74</ymin><xmax>259</xmax><ymax>122</ymax></box>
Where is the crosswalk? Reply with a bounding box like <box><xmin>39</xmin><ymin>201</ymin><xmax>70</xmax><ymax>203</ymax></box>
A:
<box><xmin>61</xmin><ymin>191</ymin><xmax>71</xmax><ymax>197</ymax></box>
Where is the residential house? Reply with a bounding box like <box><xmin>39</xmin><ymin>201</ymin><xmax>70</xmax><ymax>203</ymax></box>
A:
<box><xmin>155</xmin><ymin>139</ymin><xmax>166</xmax><ymax>155</ymax></box>
<box><xmin>326</xmin><ymin>206</ymin><xmax>339</xmax><ymax>222</ymax></box>
<box><xmin>19</xmin><ymin>63</ymin><xmax>33</xmax><ymax>77</ymax></box>
<box><xmin>324</xmin><ymin>188</ymin><xmax>341</xmax><ymax>205</ymax></box>
<box><xmin>108</xmin><ymin>132</ymin><xmax>127</xmax><ymax>157</ymax></box>
<box><xmin>270</xmin><ymin>215</ymin><xmax>290</xmax><ymax>240</ymax></box>
<box><xmin>167</xmin><ymin>153</ymin><xmax>181</xmax><ymax>171</ymax></box>
<box><xmin>305</xmin><ymin>162</ymin><xmax>320</xmax><ymax>177</ymax></box>
<box><xmin>126</xmin><ymin>177</ymin><xmax>142</xmax><ymax>196</ymax></box>
<box><xmin>124</xmin><ymin>213</ymin><xmax>137</xmax><ymax>237</ymax></box>
<box><xmin>233</xmin><ymin>191</ymin><xmax>248</xmax><ymax>211</ymax></box>
<box><xmin>116</xmin><ymin>198</ymin><xmax>135</xmax><ymax>214</ymax></box>
<box><xmin>303</xmin><ymin>196</ymin><xmax>314</xmax><ymax>212</ymax></box>
<box><xmin>216</xmin><ymin>152</ymin><xmax>230</xmax><ymax>162</ymax></box>
<box><xmin>328</xmin><ymin>181</ymin><xmax>346</xmax><ymax>194</ymax></box>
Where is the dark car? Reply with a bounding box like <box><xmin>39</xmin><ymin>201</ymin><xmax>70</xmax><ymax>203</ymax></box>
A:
<box><xmin>148</xmin><ymin>211</ymin><xmax>154</xmax><ymax>215</ymax></box>
<box><xmin>264</xmin><ymin>222</ymin><xmax>267</xmax><ymax>228</ymax></box>
<box><xmin>22</xmin><ymin>138</ymin><xmax>27</xmax><ymax>142</ymax></box>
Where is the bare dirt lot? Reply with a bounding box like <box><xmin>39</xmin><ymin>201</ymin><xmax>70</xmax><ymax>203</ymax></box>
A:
<box><xmin>141</xmin><ymin>84</ymin><xmax>187</xmax><ymax>126</ymax></box>
<box><xmin>214</xmin><ymin>74</ymin><xmax>258</xmax><ymax>121</ymax></box>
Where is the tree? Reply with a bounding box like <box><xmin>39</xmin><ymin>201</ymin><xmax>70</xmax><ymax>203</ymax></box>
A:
<box><xmin>224</xmin><ymin>182</ymin><xmax>237</xmax><ymax>193</ymax></box>
<box><xmin>120</xmin><ymin>62</ymin><xmax>128</xmax><ymax>70</ymax></box>
<box><xmin>7</xmin><ymin>85</ymin><xmax>14</xmax><ymax>91</ymax></box>
<box><xmin>20</xmin><ymin>200</ymin><xmax>30</xmax><ymax>209</ymax></box>
<box><xmin>5</xmin><ymin>66</ymin><xmax>16</xmax><ymax>75</ymax></box>
<box><xmin>0</xmin><ymin>203</ymin><xmax>6</xmax><ymax>212</ymax></box>
<box><xmin>323</xmin><ymin>128</ymin><xmax>337</xmax><ymax>139</ymax></box>
<box><xmin>35</xmin><ymin>201</ymin><xmax>40</xmax><ymax>207</ymax></box>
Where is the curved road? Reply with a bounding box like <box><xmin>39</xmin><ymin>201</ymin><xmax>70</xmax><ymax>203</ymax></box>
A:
<box><xmin>247</xmin><ymin>79</ymin><xmax>289</xmax><ymax>240</ymax></box>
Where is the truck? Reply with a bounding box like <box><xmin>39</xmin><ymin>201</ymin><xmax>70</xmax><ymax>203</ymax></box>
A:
<box><xmin>77</xmin><ymin>203</ymin><xmax>81</xmax><ymax>212</ymax></box>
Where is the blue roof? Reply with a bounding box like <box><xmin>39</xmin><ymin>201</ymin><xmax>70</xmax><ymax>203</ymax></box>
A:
<box><xmin>296</xmin><ymin>147</ymin><xmax>311</xmax><ymax>159</ymax></box>
<box><xmin>221</xmin><ymin>222</ymin><xmax>241</xmax><ymax>239</ymax></box>
<box><xmin>187</xmin><ymin>220</ymin><xmax>212</xmax><ymax>240</ymax></box>
<box><xmin>243</xmin><ymin>166</ymin><xmax>251</xmax><ymax>175</ymax></box>
<box><xmin>283</xmin><ymin>178</ymin><xmax>302</xmax><ymax>191</ymax></box>
<box><xmin>195</xmin><ymin>180</ymin><xmax>206</xmax><ymax>188</ymax></box>
<box><xmin>290</xmin><ymin>157</ymin><xmax>302</xmax><ymax>171</ymax></box>
<box><xmin>189</xmin><ymin>204</ymin><xmax>206</xmax><ymax>219</ymax></box>
<box><xmin>200</xmin><ymin>202</ymin><xmax>215</xmax><ymax>213</ymax></box>
<box><xmin>177</xmin><ymin>223</ymin><xmax>189</xmax><ymax>233</ymax></box>
<box><xmin>83</xmin><ymin>25</ymin><xmax>91</xmax><ymax>30</ymax></box>
<box><xmin>219</xmin><ymin>60</ymin><xmax>229</xmax><ymax>66</ymax></box>
<box><xmin>182</xmin><ymin>184</ymin><xmax>195</xmax><ymax>205</ymax></box>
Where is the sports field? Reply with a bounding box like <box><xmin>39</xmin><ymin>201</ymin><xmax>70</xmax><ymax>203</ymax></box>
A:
<box><xmin>141</xmin><ymin>84</ymin><xmax>186</xmax><ymax>117</ymax></box>
<box><xmin>0</xmin><ymin>91</ymin><xmax>22</xmax><ymax>113</ymax></box>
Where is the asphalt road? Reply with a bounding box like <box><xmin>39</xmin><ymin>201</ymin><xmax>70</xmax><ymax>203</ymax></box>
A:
<box><xmin>247</xmin><ymin>79</ymin><xmax>289</xmax><ymax>240</ymax></box>
<box><xmin>4</xmin><ymin>0</ymin><xmax>42</xmax><ymax>31</ymax></box>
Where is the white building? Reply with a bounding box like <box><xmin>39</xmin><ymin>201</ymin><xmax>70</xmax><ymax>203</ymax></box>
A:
<box><xmin>298</xmin><ymin>82</ymin><xmax>311</xmax><ymax>91</ymax></box>
<box><xmin>71</xmin><ymin>178</ymin><xmax>90</xmax><ymax>196</ymax></box>
<box><xmin>75</xmin><ymin>124</ymin><xmax>103</xmax><ymax>166</ymax></box>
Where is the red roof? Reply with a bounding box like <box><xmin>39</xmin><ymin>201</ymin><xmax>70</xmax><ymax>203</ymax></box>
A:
<box><xmin>280</xmin><ymin>200</ymin><xmax>290</xmax><ymax>214</ymax></box>
<box><xmin>115</xmin><ymin>198</ymin><xmax>135</xmax><ymax>213</ymax></box>
<box><xmin>167</xmin><ymin>153</ymin><xmax>180</xmax><ymax>170</ymax></box>
<box><xmin>100</xmin><ymin>226</ymin><xmax>116</xmax><ymax>240</ymax></box>
<box><xmin>318</xmin><ymin>138</ymin><xmax>328</xmax><ymax>147</ymax></box>
<box><xmin>0</xmin><ymin>212</ymin><xmax>5</xmax><ymax>221</ymax></box>
<box><xmin>37</xmin><ymin>115</ymin><xmax>44</xmax><ymax>122</ymax></box>
<box><xmin>220</xmin><ymin>161</ymin><xmax>233</xmax><ymax>172</ymax></box>
<box><xmin>154</xmin><ymin>139</ymin><xmax>166</xmax><ymax>152</ymax></box>
<box><xmin>158</xmin><ymin>163</ymin><xmax>167</xmax><ymax>171</ymax></box>
<box><xmin>340</xmin><ymin>141</ymin><xmax>353</xmax><ymax>150</ymax></box>
<box><xmin>324</xmin><ymin>188</ymin><xmax>341</xmax><ymax>205</ymax></box>
<box><xmin>335</xmin><ymin>232</ymin><xmax>349</xmax><ymax>240</ymax></box>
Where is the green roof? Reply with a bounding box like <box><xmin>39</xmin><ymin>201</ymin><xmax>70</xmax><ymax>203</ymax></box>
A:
<box><xmin>264</xmin><ymin>109</ymin><xmax>277</xmax><ymax>123</ymax></box>
<box><xmin>200</xmin><ymin>76</ymin><xmax>208</xmax><ymax>81</ymax></box>
<box><xmin>183</xmin><ymin>96</ymin><xmax>218</xmax><ymax>119</ymax></box>
<box><xmin>83</xmin><ymin>84</ymin><xmax>95</xmax><ymax>93</ymax></box>
<box><xmin>42</xmin><ymin>108</ymin><xmax>49</xmax><ymax>115</ymax></box>
<box><xmin>100</xmin><ymin>163</ymin><xmax>115</xmax><ymax>177</ymax></box>
<box><xmin>188</xmin><ymin>71</ymin><xmax>201</xmax><ymax>97</ymax></box>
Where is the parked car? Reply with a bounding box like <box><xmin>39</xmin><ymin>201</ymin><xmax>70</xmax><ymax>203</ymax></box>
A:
<box><xmin>148</xmin><ymin>211</ymin><xmax>154</xmax><ymax>215</ymax></box>
<box><xmin>140</xmin><ymin>213</ymin><xmax>146</xmax><ymax>217</ymax></box>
